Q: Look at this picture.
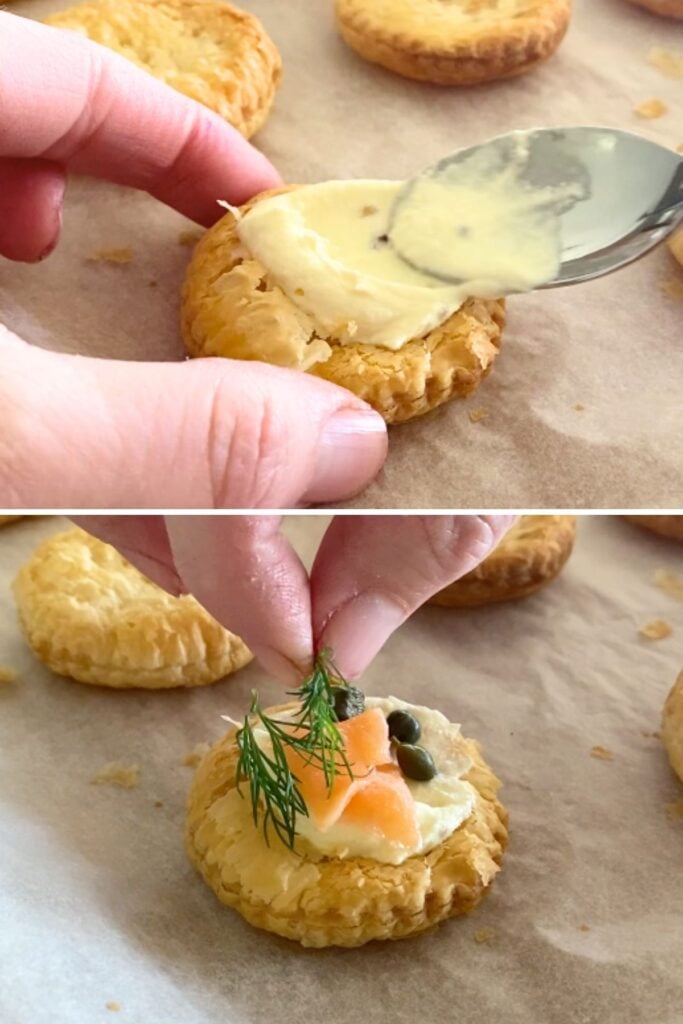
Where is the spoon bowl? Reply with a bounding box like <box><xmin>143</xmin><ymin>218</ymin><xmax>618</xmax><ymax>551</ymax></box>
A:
<box><xmin>392</xmin><ymin>127</ymin><xmax>683</xmax><ymax>290</ymax></box>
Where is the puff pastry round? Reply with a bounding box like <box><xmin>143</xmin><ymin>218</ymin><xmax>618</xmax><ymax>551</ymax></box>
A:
<box><xmin>45</xmin><ymin>0</ymin><xmax>281</xmax><ymax>138</ymax></box>
<box><xmin>624</xmin><ymin>0</ymin><xmax>683</xmax><ymax>17</ymax></box>
<box><xmin>669</xmin><ymin>228</ymin><xmax>683</xmax><ymax>267</ymax></box>
<box><xmin>13</xmin><ymin>528</ymin><xmax>252</xmax><ymax>689</ymax></box>
<box><xmin>624</xmin><ymin>516</ymin><xmax>683</xmax><ymax>541</ymax></box>
<box><xmin>430</xmin><ymin>515</ymin><xmax>577</xmax><ymax>608</ymax></box>
<box><xmin>334</xmin><ymin>0</ymin><xmax>572</xmax><ymax>85</ymax></box>
<box><xmin>181</xmin><ymin>187</ymin><xmax>505</xmax><ymax>424</ymax></box>
<box><xmin>0</xmin><ymin>516</ymin><xmax>22</xmax><ymax>527</ymax></box>
<box><xmin>186</xmin><ymin>702</ymin><xmax>508</xmax><ymax>947</ymax></box>
<box><xmin>662</xmin><ymin>671</ymin><xmax>683</xmax><ymax>782</ymax></box>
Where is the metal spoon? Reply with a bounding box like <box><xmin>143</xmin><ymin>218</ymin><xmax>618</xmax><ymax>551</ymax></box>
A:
<box><xmin>388</xmin><ymin>126</ymin><xmax>683</xmax><ymax>289</ymax></box>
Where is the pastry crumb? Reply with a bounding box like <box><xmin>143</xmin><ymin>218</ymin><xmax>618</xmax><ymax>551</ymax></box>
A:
<box><xmin>360</xmin><ymin>205</ymin><xmax>378</xmax><ymax>217</ymax></box>
<box><xmin>647</xmin><ymin>47</ymin><xmax>683</xmax><ymax>79</ymax></box>
<box><xmin>639</xmin><ymin>619</ymin><xmax>672</xmax><ymax>640</ymax></box>
<box><xmin>473</xmin><ymin>927</ymin><xmax>495</xmax><ymax>944</ymax></box>
<box><xmin>90</xmin><ymin>762</ymin><xmax>140</xmax><ymax>789</ymax></box>
<box><xmin>634</xmin><ymin>98</ymin><xmax>668</xmax><ymax>119</ymax></box>
<box><xmin>87</xmin><ymin>247</ymin><xmax>134</xmax><ymax>265</ymax></box>
<box><xmin>182</xmin><ymin>742</ymin><xmax>211</xmax><ymax>768</ymax></box>
<box><xmin>654</xmin><ymin>569</ymin><xmax>683</xmax><ymax>601</ymax></box>
<box><xmin>573</xmin><ymin>403</ymin><xmax>585</xmax><ymax>412</ymax></box>
<box><xmin>665</xmin><ymin>800</ymin><xmax>683</xmax><ymax>822</ymax></box>
<box><xmin>677</xmin><ymin>143</ymin><xmax>683</xmax><ymax>154</ymax></box>
<box><xmin>154</xmin><ymin>800</ymin><xmax>164</xmax><ymax>809</ymax></box>
<box><xmin>660</xmin><ymin>277</ymin><xmax>683</xmax><ymax>301</ymax></box>
<box><xmin>468</xmin><ymin>408</ymin><xmax>489</xmax><ymax>424</ymax></box>
<box><xmin>0</xmin><ymin>666</ymin><xmax>17</xmax><ymax>685</ymax></box>
<box><xmin>578</xmin><ymin>923</ymin><xmax>591</xmax><ymax>933</ymax></box>
<box><xmin>178</xmin><ymin>229</ymin><xmax>202</xmax><ymax>247</ymax></box>
<box><xmin>590</xmin><ymin>745</ymin><xmax>614</xmax><ymax>761</ymax></box>
<box><xmin>105</xmin><ymin>1003</ymin><xmax>121</xmax><ymax>1012</ymax></box>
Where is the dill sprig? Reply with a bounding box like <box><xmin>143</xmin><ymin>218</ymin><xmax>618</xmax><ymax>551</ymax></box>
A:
<box><xmin>235</xmin><ymin>650</ymin><xmax>354</xmax><ymax>849</ymax></box>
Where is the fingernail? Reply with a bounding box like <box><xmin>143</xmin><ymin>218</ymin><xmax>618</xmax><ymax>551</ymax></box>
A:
<box><xmin>304</xmin><ymin>409</ymin><xmax>387</xmax><ymax>503</ymax></box>
<box><xmin>318</xmin><ymin>592</ymin><xmax>406</xmax><ymax>679</ymax></box>
<box><xmin>255</xmin><ymin>646</ymin><xmax>312</xmax><ymax>686</ymax></box>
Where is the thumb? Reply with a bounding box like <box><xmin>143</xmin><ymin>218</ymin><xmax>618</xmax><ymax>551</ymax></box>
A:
<box><xmin>0</xmin><ymin>327</ymin><xmax>387</xmax><ymax>508</ymax></box>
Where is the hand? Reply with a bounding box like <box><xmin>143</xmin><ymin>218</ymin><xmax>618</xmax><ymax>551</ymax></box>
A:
<box><xmin>0</xmin><ymin>15</ymin><xmax>387</xmax><ymax>507</ymax></box>
<box><xmin>0</xmin><ymin>12</ymin><xmax>279</xmax><ymax>261</ymax></box>
<box><xmin>74</xmin><ymin>515</ymin><xmax>517</xmax><ymax>681</ymax></box>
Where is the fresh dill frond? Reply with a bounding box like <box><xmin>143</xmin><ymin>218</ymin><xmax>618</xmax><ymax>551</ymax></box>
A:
<box><xmin>234</xmin><ymin>651</ymin><xmax>355</xmax><ymax>849</ymax></box>
<box><xmin>288</xmin><ymin>649</ymin><xmax>353</xmax><ymax>789</ymax></box>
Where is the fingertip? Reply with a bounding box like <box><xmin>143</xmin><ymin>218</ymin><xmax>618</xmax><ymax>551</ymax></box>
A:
<box><xmin>303</xmin><ymin>407</ymin><xmax>388</xmax><ymax>504</ymax></box>
<box><xmin>0</xmin><ymin>158</ymin><xmax>65</xmax><ymax>263</ymax></box>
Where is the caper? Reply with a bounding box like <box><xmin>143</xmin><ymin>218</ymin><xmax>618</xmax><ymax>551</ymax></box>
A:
<box><xmin>331</xmin><ymin>685</ymin><xmax>365</xmax><ymax>722</ymax></box>
<box><xmin>395</xmin><ymin>743</ymin><xmax>437</xmax><ymax>782</ymax></box>
<box><xmin>386</xmin><ymin>709</ymin><xmax>421</xmax><ymax>744</ymax></box>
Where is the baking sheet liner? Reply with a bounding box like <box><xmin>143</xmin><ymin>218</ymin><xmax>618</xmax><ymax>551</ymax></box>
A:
<box><xmin>0</xmin><ymin>513</ymin><xmax>682</xmax><ymax>1023</ymax></box>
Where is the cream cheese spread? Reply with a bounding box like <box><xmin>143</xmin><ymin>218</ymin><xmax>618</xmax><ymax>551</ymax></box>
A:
<box><xmin>253</xmin><ymin>696</ymin><xmax>476</xmax><ymax>866</ymax></box>
<box><xmin>236</xmin><ymin>159</ymin><xmax>580</xmax><ymax>351</ymax></box>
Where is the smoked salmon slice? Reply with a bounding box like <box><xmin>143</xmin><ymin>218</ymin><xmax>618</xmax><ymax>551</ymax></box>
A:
<box><xmin>285</xmin><ymin>706</ymin><xmax>419</xmax><ymax>845</ymax></box>
<box><xmin>339</xmin><ymin>764</ymin><xmax>420</xmax><ymax>846</ymax></box>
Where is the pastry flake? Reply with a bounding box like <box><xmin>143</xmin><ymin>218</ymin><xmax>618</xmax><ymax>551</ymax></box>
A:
<box><xmin>590</xmin><ymin>745</ymin><xmax>614</xmax><ymax>761</ymax></box>
<box><xmin>639</xmin><ymin>620</ymin><xmax>672</xmax><ymax>640</ymax></box>
<box><xmin>91</xmin><ymin>762</ymin><xmax>140</xmax><ymax>788</ymax></box>
<box><xmin>633</xmin><ymin>98</ymin><xmax>668</xmax><ymax>119</ymax></box>
<box><xmin>646</xmin><ymin>46</ymin><xmax>683</xmax><ymax>78</ymax></box>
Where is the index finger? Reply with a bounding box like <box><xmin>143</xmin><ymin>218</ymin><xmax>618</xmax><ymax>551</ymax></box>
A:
<box><xmin>0</xmin><ymin>13</ymin><xmax>281</xmax><ymax>224</ymax></box>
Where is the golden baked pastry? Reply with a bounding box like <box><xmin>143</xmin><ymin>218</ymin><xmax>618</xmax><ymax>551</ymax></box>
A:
<box><xmin>430</xmin><ymin>515</ymin><xmax>577</xmax><ymax>608</ymax></box>
<box><xmin>334</xmin><ymin>0</ymin><xmax>572</xmax><ymax>86</ymax></box>
<box><xmin>624</xmin><ymin>0</ymin><xmax>683</xmax><ymax>18</ymax></box>
<box><xmin>181</xmin><ymin>187</ymin><xmax>505</xmax><ymax>425</ymax></box>
<box><xmin>624</xmin><ymin>516</ymin><xmax>683</xmax><ymax>541</ymax></box>
<box><xmin>45</xmin><ymin>0</ymin><xmax>281</xmax><ymax>138</ymax></box>
<box><xmin>13</xmin><ymin>528</ymin><xmax>252</xmax><ymax>689</ymax></box>
<box><xmin>186</xmin><ymin>702</ymin><xmax>508</xmax><ymax>948</ymax></box>
<box><xmin>669</xmin><ymin>228</ymin><xmax>683</xmax><ymax>268</ymax></box>
<box><xmin>0</xmin><ymin>516</ymin><xmax>22</xmax><ymax>527</ymax></box>
<box><xmin>662</xmin><ymin>671</ymin><xmax>683</xmax><ymax>782</ymax></box>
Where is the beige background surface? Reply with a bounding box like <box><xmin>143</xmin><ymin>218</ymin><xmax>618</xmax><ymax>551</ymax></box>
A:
<box><xmin>0</xmin><ymin>0</ymin><xmax>682</xmax><ymax>507</ymax></box>
<box><xmin>0</xmin><ymin>513</ymin><xmax>682</xmax><ymax>1023</ymax></box>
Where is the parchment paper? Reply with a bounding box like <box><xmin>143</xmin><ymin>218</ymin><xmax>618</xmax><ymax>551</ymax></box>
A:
<box><xmin>1</xmin><ymin>0</ymin><xmax>682</xmax><ymax>508</ymax></box>
<box><xmin>1</xmin><ymin>513</ymin><xmax>682</xmax><ymax>1024</ymax></box>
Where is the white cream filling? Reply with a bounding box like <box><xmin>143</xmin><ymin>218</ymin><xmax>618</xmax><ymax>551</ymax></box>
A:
<box><xmin>236</xmin><ymin>165</ymin><xmax>575</xmax><ymax>351</ymax></box>
<box><xmin>236</xmin><ymin>181</ymin><xmax>467</xmax><ymax>350</ymax></box>
<box><xmin>252</xmin><ymin>696</ymin><xmax>475</xmax><ymax>866</ymax></box>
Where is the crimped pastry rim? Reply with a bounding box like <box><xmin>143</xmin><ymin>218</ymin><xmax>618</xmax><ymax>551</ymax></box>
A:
<box><xmin>12</xmin><ymin>528</ymin><xmax>252</xmax><ymax>689</ymax></box>
<box><xmin>181</xmin><ymin>185</ymin><xmax>505</xmax><ymax>424</ymax></box>
<box><xmin>430</xmin><ymin>514</ymin><xmax>577</xmax><ymax>608</ymax></box>
<box><xmin>45</xmin><ymin>0</ymin><xmax>282</xmax><ymax>138</ymax></box>
<box><xmin>334</xmin><ymin>0</ymin><xmax>573</xmax><ymax>85</ymax></box>
<box><xmin>662</xmin><ymin>670</ymin><xmax>683</xmax><ymax>782</ymax></box>
<box><xmin>624</xmin><ymin>516</ymin><xmax>683</xmax><ymax>541</ymax></box>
